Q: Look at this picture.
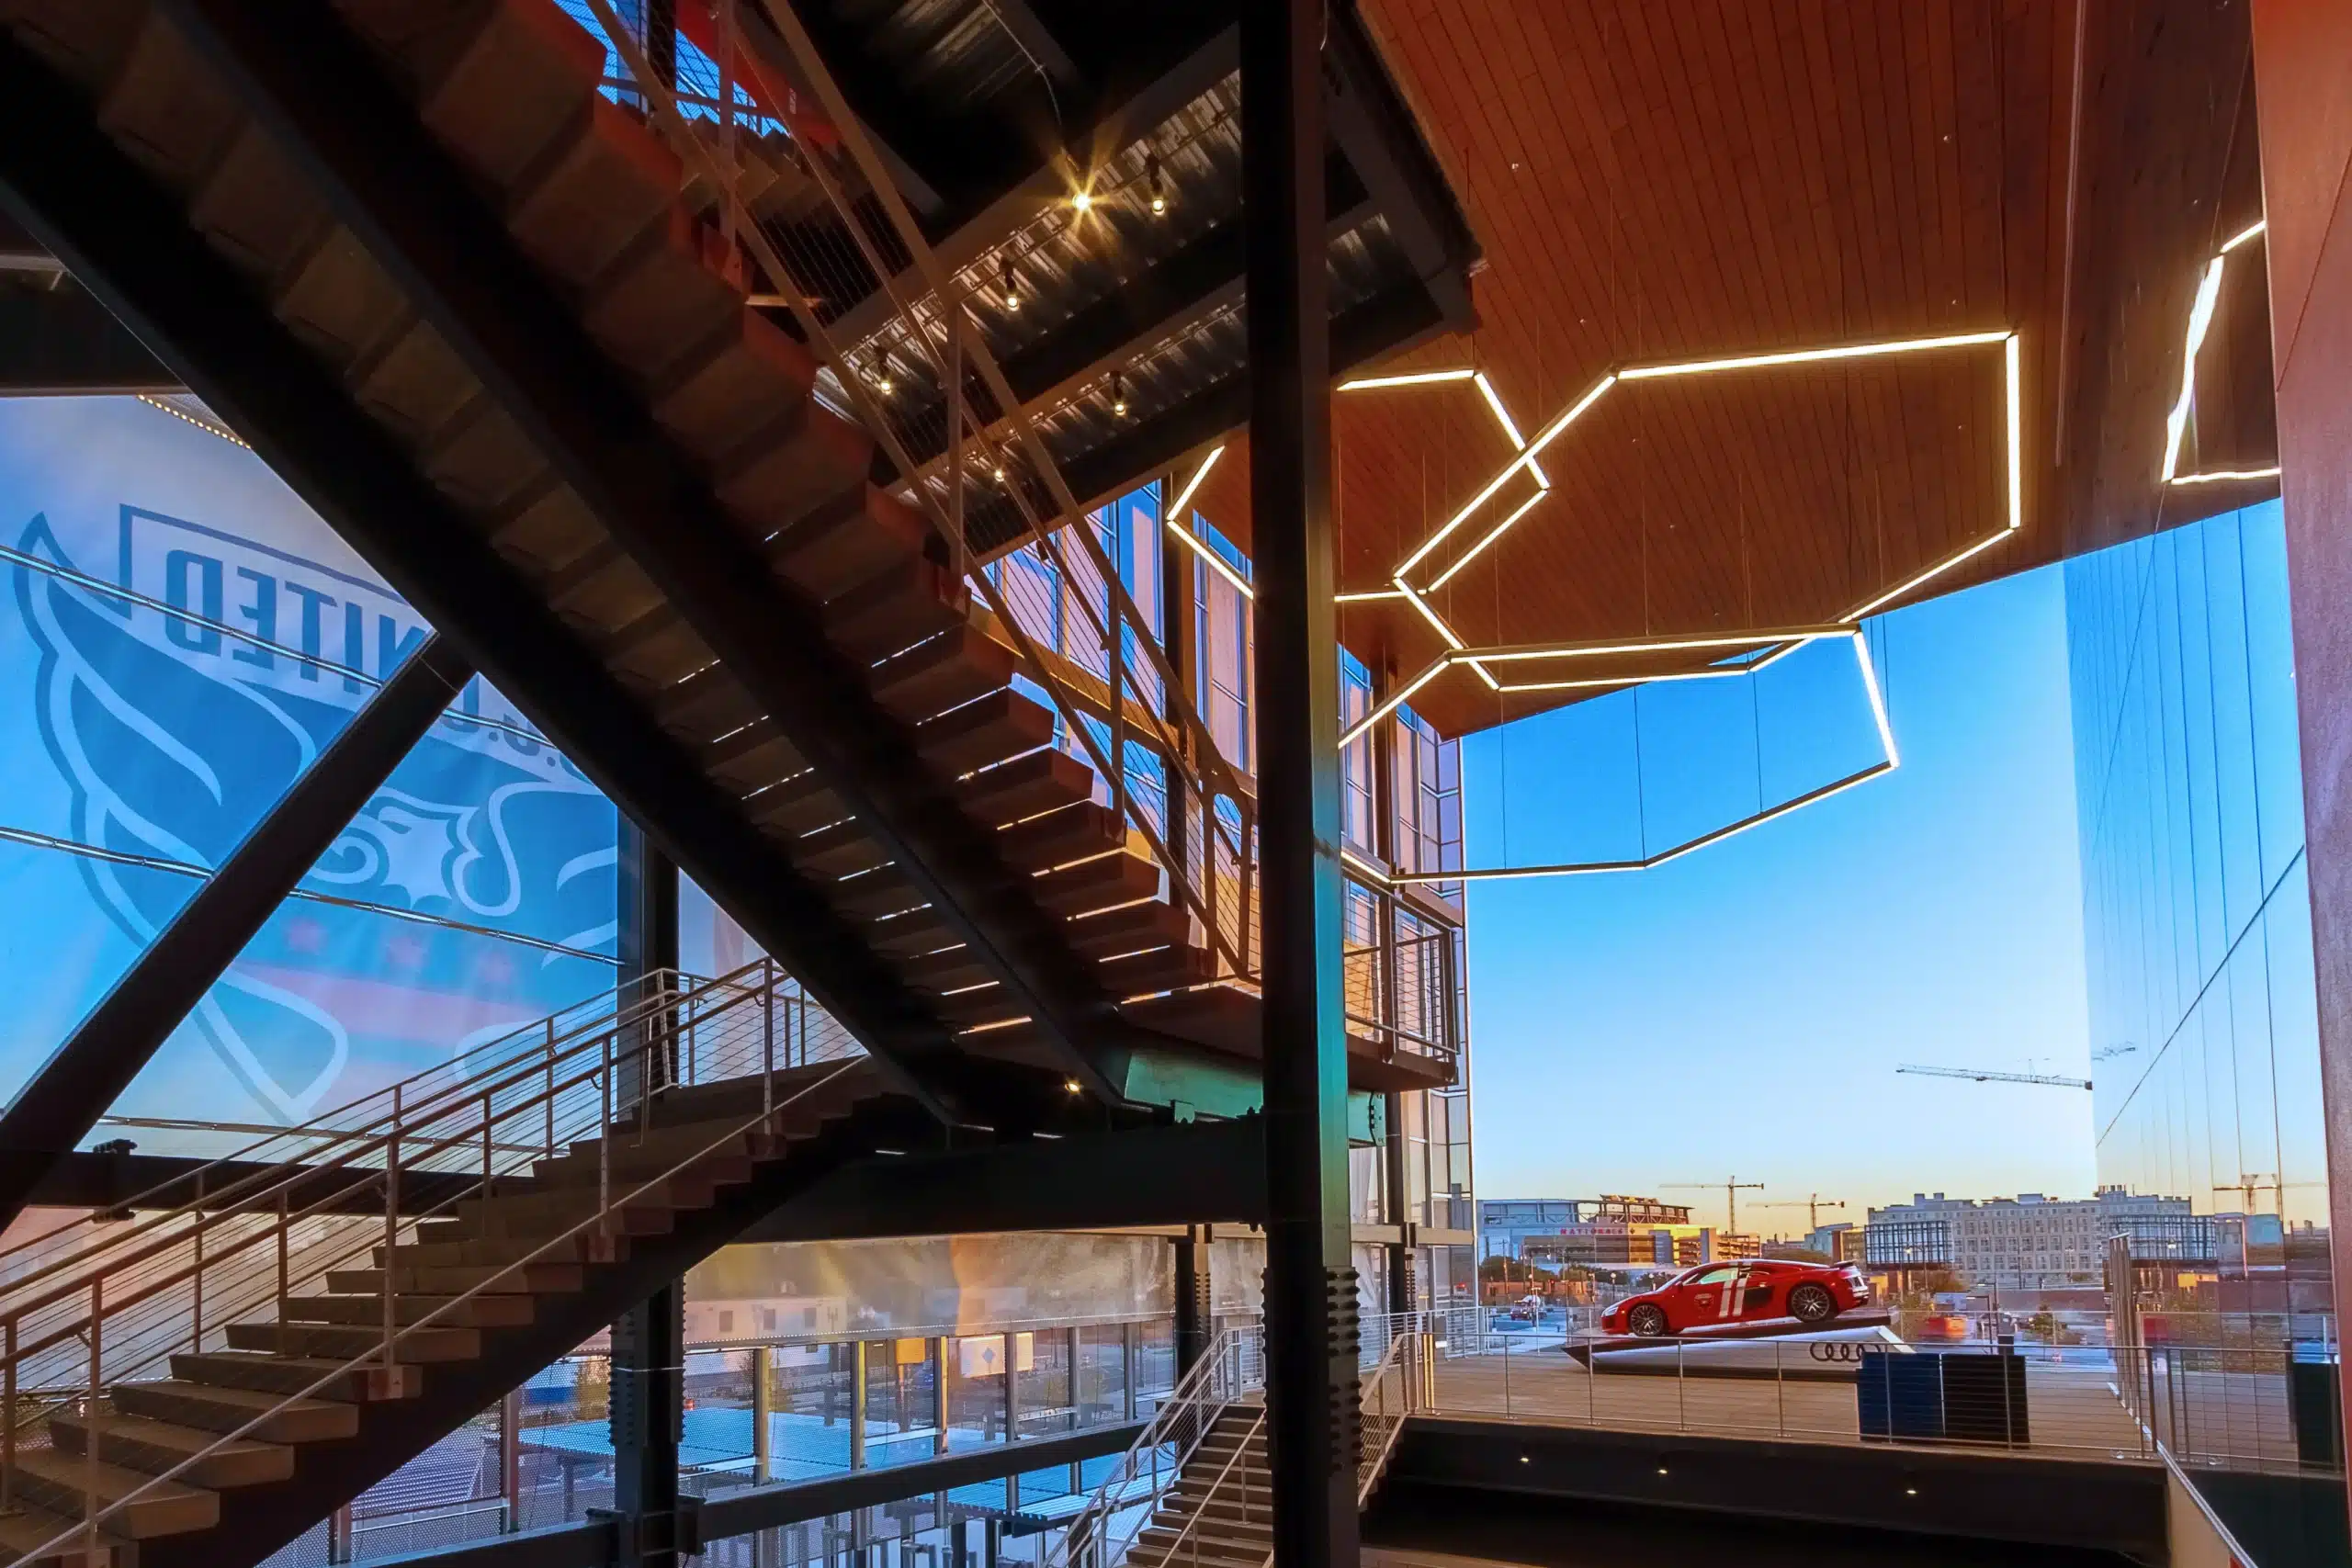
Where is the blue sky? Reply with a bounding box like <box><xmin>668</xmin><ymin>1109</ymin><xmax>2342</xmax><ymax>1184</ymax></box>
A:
<box><xmin>1460</xmin><ymin>564</ymin><xmax>2097</xmax><ymax>1231</ymax></box>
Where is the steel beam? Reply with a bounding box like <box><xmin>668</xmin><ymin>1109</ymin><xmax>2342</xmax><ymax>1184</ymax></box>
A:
<box><xmin>736</xmin><ymin>1115</ymin><xmax>1265</xmax><ymax>1240</ymax></box>
<box><xmin>1244</xmin><ymin>3</ymin><xmax>1360</xmax><ymax>1565</ymax></box>
<box><xmin>883</xmin><ymin>165</ymin><xmax>1374</xmax><ymax>489</ymax></box>
<box><xmin>0</xmin><ymin>24</ymin><xmax>978</xmax><ymax>1124</ymax></box>
<box><xmin>962</xmin><ymin>277</ymin><xmax>1449</xmax><ymax>558</ymax></box>
<box><xmin>164</xmin><ymin>0</ymin><xmax>1148</xmax><ymax>1106</ymax></box>
<box><xmin>0</xmin><ymin>634</ymin><xmax>471</xmax><ymax>1231</ymax></box>
<box><xmin>0</xmin><ymin>276</ymin><xmax>178</xmax><ymax>394</ymax></box>
<box><xmin>1324</xmin><ymin>3</ymin><xmax>1481</xmax><ymax>330</ymax></box>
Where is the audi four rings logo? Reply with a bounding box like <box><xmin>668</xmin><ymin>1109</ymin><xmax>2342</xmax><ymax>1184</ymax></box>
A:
<box><xmin>1807</xmin><ymin>1342</ymin><xmax>1865</xmax><ymax>1364</ymax></box>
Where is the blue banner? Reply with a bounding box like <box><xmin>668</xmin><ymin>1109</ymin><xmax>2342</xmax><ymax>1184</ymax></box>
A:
<box><xmin>0</xmin><ymin>396</ymin><xmax>617</xmax><ymax>1140</ymax></box>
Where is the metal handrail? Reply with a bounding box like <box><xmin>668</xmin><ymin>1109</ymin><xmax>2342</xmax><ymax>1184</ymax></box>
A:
<box><xmin>3</xmin><ymin>956</ymin><xmax>846</xmax><ymax>1535</ymax></box>
<box><xmin>0</xmin><ymin>962</ymin><xmax>769</xmax><ymax>1310</ymax></box>
<box><xmin>1040</xmin><ymin>1322</ymin><xmax>1264</xmax><ymax>1568</ymax></box>
<box><xmin>7</xmin><ymin>1033</ymin><xmax>864</xmax><ymax>1565</ymax></box>
<box><xmin>0</xmin><ymin>964</ymin><xmax>731</xmax><ymax>1280</ymax></box>
<box><xmin>582</xmin><ymin>0</ymin><xmax>1263</xmax><ymax>987</ymax></box>
<box><xmin>1357</xmin><ymin>1328</ymin><xmax>1416</xmax><ymax>1505</ymax></box>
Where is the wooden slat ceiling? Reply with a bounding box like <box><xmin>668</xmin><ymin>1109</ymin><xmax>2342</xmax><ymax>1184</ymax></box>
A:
<box><xmin>1182</xmin><ymin>0</ymin><xmax>2277</xmax><ymax>737</ymax></box>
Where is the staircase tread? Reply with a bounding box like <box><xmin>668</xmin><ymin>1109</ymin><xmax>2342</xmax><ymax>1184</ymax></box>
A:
<box><xmin>51</xmin><ymin>1412</ymin><xmax>280</xmax><ymax>1461</ymax></box>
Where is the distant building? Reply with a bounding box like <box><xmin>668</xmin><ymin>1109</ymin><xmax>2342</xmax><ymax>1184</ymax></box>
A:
<box><xmin>1806</xmin><ymin>1222</ymin><xmax>1865</xmax><ymax>1263</ymax></box>
<box><xmin>1477</xmin><ymin>1195</ymin><xmax>1693</xmax><ymax>1261</ymax></box>
<box><xmin>1523</xmin><ymin>1223</ymin><xmax>1719</xmax><ymax>1270</ymax></box>
<box><xmin>1477</xmin><ymin>1200</ymin><xmax>1582</xmax><ymax>1260</ymax></box>
<box><xmin>1863</xmin><ymin>1186</ymin><xmax>2199</xmax><ymax>1288</ymax></box>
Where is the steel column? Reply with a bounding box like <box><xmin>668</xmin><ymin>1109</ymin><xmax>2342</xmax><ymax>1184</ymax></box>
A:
<box><xmin>1371</xmin><ymin>660</ymin><xmax>1416</xmax><ymax>1313</ymax></box>
<box><xmin>1172</xmin><ymin>1227</ymin><xmax>1212</xmax><ymax>1378</ymax></box>
<box><xmin>850</xmin><ymin>1339</ymin><xmax>869</xmax><ymax>1471</ymax></box>
<box><xmin>1244</xmin><ymin>3</ymin><xmax>1359</xmax><ymax>1562</ymax></box>
<box><xmin>610</xmin><ymin>822</ymin><xmax>684</xmax><ymax>1566</ymax></box>
<box><xmin>0</xmin><ymin>634</ymin><xmax>471</xmax><ymax>1230</ymax></box>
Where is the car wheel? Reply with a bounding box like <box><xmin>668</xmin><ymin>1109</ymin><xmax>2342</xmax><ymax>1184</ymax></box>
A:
<box><xmin>1789</xmin><ymin>1284</ymin><xmax>1837</xmax><ymax>1324</ymax></box>
<box><xmin>1626</xmin><ymin>1303</ymin><xmax>1669</xmax><ymax>1337</ymax></box>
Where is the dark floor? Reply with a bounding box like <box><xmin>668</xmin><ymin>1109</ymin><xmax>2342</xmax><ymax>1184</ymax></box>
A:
<box><xmin>1363</xmin><ymin>1484</ymin><xmax>2147</xmax><ymax>1567</ymax></box>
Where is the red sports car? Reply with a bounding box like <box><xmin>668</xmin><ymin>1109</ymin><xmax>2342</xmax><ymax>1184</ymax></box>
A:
<box><xmin>1601</xmin><ymin>1259</ymin><xmax>1871</xmax><ymax>1337</ymax></box>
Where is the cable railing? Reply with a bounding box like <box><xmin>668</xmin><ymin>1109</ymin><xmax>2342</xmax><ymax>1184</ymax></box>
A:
<box><xmin>578</xmin><ymin>0</ymin><xmax>1264</xmax><ymax>993</ymax></box>
<box><xmin>1039</xmin><ymin>1323</ymin><xmax>1265</xmax><ymax>1568</ymax></box>
<box><xmin>1</xmin><ymin>956</ymin><xmax>863</xmax><ymax>1561</ymax></box>
<box><xmin>1151</xmin><ymin>1405</ymin><xmax>1265</xmax><ymax>1568</ymax></box>
<box><xmin>1355</xmin><ymin>1328</ymin><xmax>1419</xmax><ymax>1506</ymax></box>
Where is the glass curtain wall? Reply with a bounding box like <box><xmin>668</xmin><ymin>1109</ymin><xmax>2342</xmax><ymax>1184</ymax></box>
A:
<box><xmin>2064</xmin><ymin>498</ymin><xmax>2330</xmax><ymax>1341</ymax></box>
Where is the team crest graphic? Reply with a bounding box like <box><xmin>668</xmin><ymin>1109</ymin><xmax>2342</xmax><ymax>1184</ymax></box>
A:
<box><xmin>11</xmin><ymin>507</ymin><xmax>616</xmax><ymax>1122</ymax></box>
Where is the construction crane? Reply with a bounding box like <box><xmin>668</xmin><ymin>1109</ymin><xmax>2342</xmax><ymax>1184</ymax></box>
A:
<box><xmin>1895</xmin><ymin>1064</ymin><xmax>2092</xmax><ymax>1090</ymax></box>
<box><xmin>2215</xmin><ymin>1174</ymin><xmax>2280</xmax><ymax>1213</ymax></box>
<box><xmin>1665</xmin><ymin>1179</ymin><xmax>1763</xmax><ymax>1234</ymax></box>
<box><xmin>1756</xmin><ymin>1194</ymin><xmax>1848</xmax><ymax>1232</ymax></box>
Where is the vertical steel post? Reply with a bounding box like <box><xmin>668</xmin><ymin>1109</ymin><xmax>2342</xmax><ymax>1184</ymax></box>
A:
<box><xmin>1159</xmin><ymin>469</ymin><xmax>1195</xmax><ymax>932</ymax></box>
<box><xmin>850</xmin><ymin>1339</ymin><xmax>869</xmax><ymax>1471</ymax></box>
<box><xmin>612</xmin><ymin>816</ymin><xmax>682</xmax><ymax>1565</ymax></box>
<box><xmin>933</xmin><ymin>1337</ymin><xmax>950</xmax><ymax>1456</ymax></box>
<box><xmin>502</xmin><ymin>1387</ymin><xmax>522</xmax><ymax>1530</ymax></box>
<box><xmin>384</xmin><ymin>1085</ymin><xmax>400</xmax><ymax>1370</ymax></box>
<box><xmin>1002</xmin><ymin>1332</ymin><xmax>1019</xmax><ymax>1444</ymax></box>
<box><xmin>753</xmin><ymin>1345</ymin><xmax>772</xmax><ymax>1483</ymax></box>
<box><xmin>1173</xmin><ymin>1229</ymin><xmax>1211</xmax><ymax>1378</ymax></box>
<box><xmin>84</xmin><ymin>1276</ymin><xmax>99</xmax><ymax>1544</ymax></box>
<box><xmin>191</xmin><ymin>1172</ymin><xmax>205</xmax><ymax>1352</ymax></box>
<box><xmin>545</xmin><ymin>1018</ymin><xmax>557</xmax><ymax>1161</ymax></box>
<box><xmin>1243</xmin><ymin>2</ymin><xmax>1356</xmax><ymax>1563</ymax></box>
<box><xmin>762</xmin><ymin>956</ymin><xmax>775</xmax><ymax>1123</ymax></box>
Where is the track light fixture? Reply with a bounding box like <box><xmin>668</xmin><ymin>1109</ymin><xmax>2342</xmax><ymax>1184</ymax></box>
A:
<box><xmin>1001</xmin><ymin>258</ymin><xmax>1021</xmax><ymax>313</ymax></box>
<box><xmin>1148</xmin><ymin>153</ymin><xmax>1166</xmax><ymax>216</ymax></box>
<box><xmin>1112</xmin><ymin>370</ymin><xmax>1128</xmax><ymax>418</ymax></box>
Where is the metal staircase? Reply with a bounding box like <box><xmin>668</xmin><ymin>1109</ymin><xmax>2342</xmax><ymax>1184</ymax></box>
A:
<box><xmin>1041</xmin><ymin>1324</ymin><xmax>1422</xmax><ymax>1568</ymax></box>
<box><xmin>0</xmin><ymin>1</ymin><xmax>1461</xmax><ymax>1561</ymax></box>
<box><xmin>0</xmin><ymin>963</ymin><xmax>915</xmax><ymax>1567</ymax></box>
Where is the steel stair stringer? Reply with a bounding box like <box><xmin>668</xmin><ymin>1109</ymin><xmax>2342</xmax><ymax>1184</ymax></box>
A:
<box><xmin>0</xmin><ymin>11</ymin><xmax>976</xmax><ymax>1123</ymax></box>
<box><xmin>157</xmin><ymin>0</ymin><xmax>1189</xmax><ymax>1105</ymax></box>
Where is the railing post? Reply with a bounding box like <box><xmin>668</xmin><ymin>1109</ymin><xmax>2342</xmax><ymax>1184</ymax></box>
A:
<box><xmin>191</xmin><ymin>1170</ymin><xmax>206</xmax><ymax>1353</ymax></box>
<box><xmin>599</xmin><ymin>1029</ymin><xmax>613</xmax><ymax>1237</ymax></box>
<box><xmin>753</xmin><ymin>1345</ymin><xmax>773</xmax><ymax>1483</ymax></box>
<box><xmin>3</xmin><ymin>1318</ymin><xmax>14</xmax><ymax>1513</ymax></box>
<box><xmin>384</xmin><ymin>1083</ymin><xmax>401</xmax><ymax>1372</ymax></box>
<box><xmin>544</xmin><ymin>1017</ymin><xmax>557</xmax><ymax>1160</ymax></box>
<box><xmin>763</xmin><ymin>956</ymin><xmax>775</xmax><ymax>1124</ymax></box>
<box><xmin>481</xmin><ymin>1089</ymin><xmax>494</xmax><ymax>1192</ymax></box>
<box><xmin>277</xmin><ymin>1189</ymin><xmax>289</xmax><ymax>1303</ymax></box>
<box><xmin>85</xmin><ymin>1274</ymin><xmax>101</xmax><ymax>1547</ymax></box>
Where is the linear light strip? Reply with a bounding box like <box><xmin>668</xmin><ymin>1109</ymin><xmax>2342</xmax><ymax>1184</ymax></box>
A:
<box><xmin>1851</xmin><ymin>629</ymin><xmax>1898</xmax><ymax>768</ymax></box>
<box><xmin>1841</xmin><ymin>528</ymin><xmax>2014</xmax><ymax>622</ymax></box>
<box><xmin>1616</xmin><ymin>329</ymin><xmax>2014</xmax><ymax>381</ymax></box>
<box><xmin>2162</xmin><ymin>258</ymin><xmax>2227</xmax><ymax>484</ymax></box>
<box><xmin>1450</xmin><ymin>626</ymin><xmax>1849</xmax><ymax>665</ymax></box>
<box><xmin>2221</xmin><ymin>220</ymin><xmax>2267</xmax><ymax>254</ymax></box>
<box><xmin>1494</xmin><ymin>667</ymin><xmax>1754</xmax><ymax>694</ymax></box>
<box><xmin>1339</xmin><ymin>659</ymin><xmax>1446</xmax><ymax>750</ymax></box>
<box><xmin>1169</xmin><ymin>445</ymin><xmax>1225</xmax><ymax>517</ymax></box>
<box><xmin>1335</xmin><ymin>589</ymin><xmax>1406</xmax><ymax>603</ymax></box>
<box><xmin>1169</xmin><ymin>517</ymin><xmax>1253</xmax><ymax>601</ymax></box>
<box><xmin>1475</xmin><ymin>372</ymin><xmax>1550</xmax><ymax>489</ymax></box>
<box><xmin>1426</xmin><ymin>490</ymin><xmax>1547</xmax><ymax>592</ymax></box>
<box><xmin>1339</xmin><ymin>368</ymin><xmax>1478</xmax><ymax>390</ymax></box>
<box><xmin>2169</xmin><ymin>467</ymin><xmax>2282</xmax><ymax>486</ymax></box>
<box><xmin>2005</xmin><ymin>333</ymin><xmax>2024</xmax><ymax>536</ymax></box>
<box><xmin>1396</xmin><ymin>581</ymin><xmax>1466</xmax><ymax>651</ymax></box>
<box><xmin>1390</xmin><ymin>630</ymin><xmax>1900</xmax><ymax>884</ymax></box>
<box><xmin>1395</xmin><ymin>373</ymin><xmax>1615</xmax><ymax>581</ymax></box>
